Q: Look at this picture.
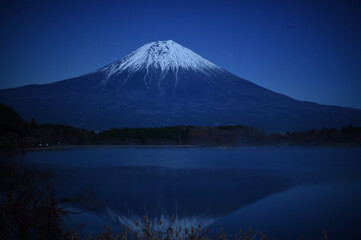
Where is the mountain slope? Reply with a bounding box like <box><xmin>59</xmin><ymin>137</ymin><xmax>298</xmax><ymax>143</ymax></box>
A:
<box><xmin>0</xmin><ymin>40</ymin><xmax>360</xmax><ymax>131</ymax></box>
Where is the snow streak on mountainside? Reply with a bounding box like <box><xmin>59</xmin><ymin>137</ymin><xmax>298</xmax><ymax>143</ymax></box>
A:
<box><xmin>99</xmin><ymin>40</ymin><xmax>222</xmax><ymax>80</ymax></box>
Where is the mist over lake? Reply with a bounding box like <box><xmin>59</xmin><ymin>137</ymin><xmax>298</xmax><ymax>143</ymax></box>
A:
<box><xmin>20</xmin><ymin>146</ymin><xmax>361</xmax><ymax>239</ymax></box>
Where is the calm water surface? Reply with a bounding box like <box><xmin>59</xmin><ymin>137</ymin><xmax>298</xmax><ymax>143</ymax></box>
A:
<box><xmin>21</xmin><ymin>147</ymin><xmax>361</xmax><ymax>239</ymax></box>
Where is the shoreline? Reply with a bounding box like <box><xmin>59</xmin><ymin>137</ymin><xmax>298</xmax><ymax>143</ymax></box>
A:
<box><xmin>21</xmin><ymin>144</ymin><xmax>200</xmax><ymax>151</ymax></box>
<box><xmin>2</xmin><ymin>142</ymin><xmax>360</xmax><ymax>152</ymax></box>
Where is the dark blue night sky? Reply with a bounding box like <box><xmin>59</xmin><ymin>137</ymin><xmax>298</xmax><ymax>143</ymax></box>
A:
<box><xmin>1</xmin><ymin>0</ymin><xmax>360</xmax><ymax>108</ymax></box>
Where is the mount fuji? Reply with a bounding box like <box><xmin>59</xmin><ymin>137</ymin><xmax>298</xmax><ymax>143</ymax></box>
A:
<box><xmin>0</xmin><ymin>40</ymin><xmax>360</xmax><ymax>131</ymax></box>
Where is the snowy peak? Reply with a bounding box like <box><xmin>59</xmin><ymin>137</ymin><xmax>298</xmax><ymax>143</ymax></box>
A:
<box><xmin>99</xmin><ymin>40</ymin><xmax>222</xmax><ymax>78</ymax></box>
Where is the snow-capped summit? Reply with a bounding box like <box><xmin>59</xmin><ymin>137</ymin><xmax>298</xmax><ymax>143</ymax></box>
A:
<box><xmin>1</xmin><ymin>40</ymin><xmax>361</xmax><ymax>131</ymax></box>
<box><xmin>99</xmin><ymin>40</ymin><xmax>221</xmax><ymax>79</ymax></box>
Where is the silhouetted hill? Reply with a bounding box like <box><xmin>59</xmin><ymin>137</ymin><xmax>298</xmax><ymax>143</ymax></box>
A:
<box><xmin>0</xmin><ymin>103</ymin><xmax>26</xmax><ymax>127</ymax></box>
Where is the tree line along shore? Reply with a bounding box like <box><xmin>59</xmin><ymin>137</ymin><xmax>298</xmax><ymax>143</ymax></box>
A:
<box><xmin>1</xmin><ymin>103</ymin><xmax>360</xmax><ymax>149</ymax></box>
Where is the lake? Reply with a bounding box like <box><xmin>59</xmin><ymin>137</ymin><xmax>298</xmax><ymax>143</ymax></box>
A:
<box><xmin>19</xmin><ymin>146</ymin><xmax>361</xmax><ymax>239</ymax></box>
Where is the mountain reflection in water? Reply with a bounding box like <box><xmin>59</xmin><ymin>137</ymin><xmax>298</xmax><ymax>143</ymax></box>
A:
<box><xmin>20</xmin><ymin>147</ymin><xmax>361</xmax><ymax>238</ymax></box>
<box><xmin>57</xmin><ymin>167</ymin><xmax>293</xmax><ymax>229</ymax></box>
